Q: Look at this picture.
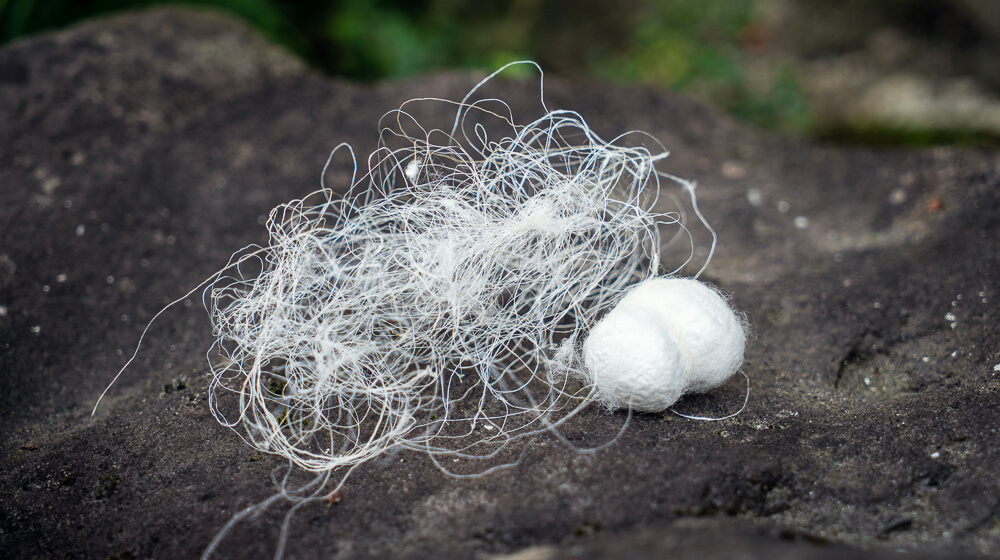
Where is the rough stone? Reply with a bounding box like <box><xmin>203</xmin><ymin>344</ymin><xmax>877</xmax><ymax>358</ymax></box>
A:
<box><xmin>1</xmin><ymin>8</ymin><xmax>998</xmax><ymax>560</ymax></box>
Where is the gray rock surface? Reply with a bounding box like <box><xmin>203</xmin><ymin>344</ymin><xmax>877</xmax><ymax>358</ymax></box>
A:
<box><xmin>2</xmin><ymin>8</ymin><xmax>999</xmax><ymax>560</ymax></box>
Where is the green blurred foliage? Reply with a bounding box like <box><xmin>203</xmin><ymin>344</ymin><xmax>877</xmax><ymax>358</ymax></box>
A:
<box><xmin>319</xmin><ymin>0</ymin><xmax>534</xmax><ymax>80</ymax></box>
<box><xmin>0</xmin><ymin>0</ymin><xmax>296</xmax><ymax>45</ymax></box>
<box><xmin>0</xmin><ymin>0</ymin><xmax>812</xmax><ymax>134</ymax></box>
<box><xmin>587</xmin><ymin>0</ymin><xmax>813</xmax><ymax>134</ymax></box>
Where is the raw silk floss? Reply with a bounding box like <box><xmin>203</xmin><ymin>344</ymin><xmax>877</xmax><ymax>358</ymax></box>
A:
<box><xmin>118</xmin><ymin>62</ymin><xmax>746</xmax><ymax>557</ymax></box>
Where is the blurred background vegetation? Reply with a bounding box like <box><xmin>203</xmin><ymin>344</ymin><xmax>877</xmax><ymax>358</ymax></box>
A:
<box><xmin>2</xmin><ymin>0</ymin><xmax>999</xmax><ymax>146</ymax></box>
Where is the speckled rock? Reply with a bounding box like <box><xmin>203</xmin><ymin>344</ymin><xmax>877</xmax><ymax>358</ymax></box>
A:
<box><xmin>2</xmin><ymin>8</ymin><xmax>999</xmax><ymax>560</ymax></box>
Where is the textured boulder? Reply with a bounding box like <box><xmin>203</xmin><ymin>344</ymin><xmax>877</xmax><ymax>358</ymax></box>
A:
<box><xmin>1</xmin><ymin>8</ymin><xmax>998</xmax><ymax>560</ymax></box>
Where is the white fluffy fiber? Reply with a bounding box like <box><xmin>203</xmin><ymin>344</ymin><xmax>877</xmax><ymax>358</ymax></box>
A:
<box><xmin>583</xmin><ymin>277</ymin><xmax>745</xmax><ymax>412</ymax></box>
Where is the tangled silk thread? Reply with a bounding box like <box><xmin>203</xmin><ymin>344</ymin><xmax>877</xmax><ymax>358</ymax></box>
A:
<box><xmin>205</xmin><ymin>64</ymin><xmax>727</xmax><ymax>483</ymax></box>
<box><xmin>100</xmin><ymin>63</ymin><xmax>746</xmax><ymax>557</ymax></box>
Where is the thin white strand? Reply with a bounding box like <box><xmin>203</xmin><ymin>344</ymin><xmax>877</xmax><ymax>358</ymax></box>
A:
<box><xmin>669</xmin><ymin>370</ymin><xmax>751</xmax><ymax>421</ymax></box>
